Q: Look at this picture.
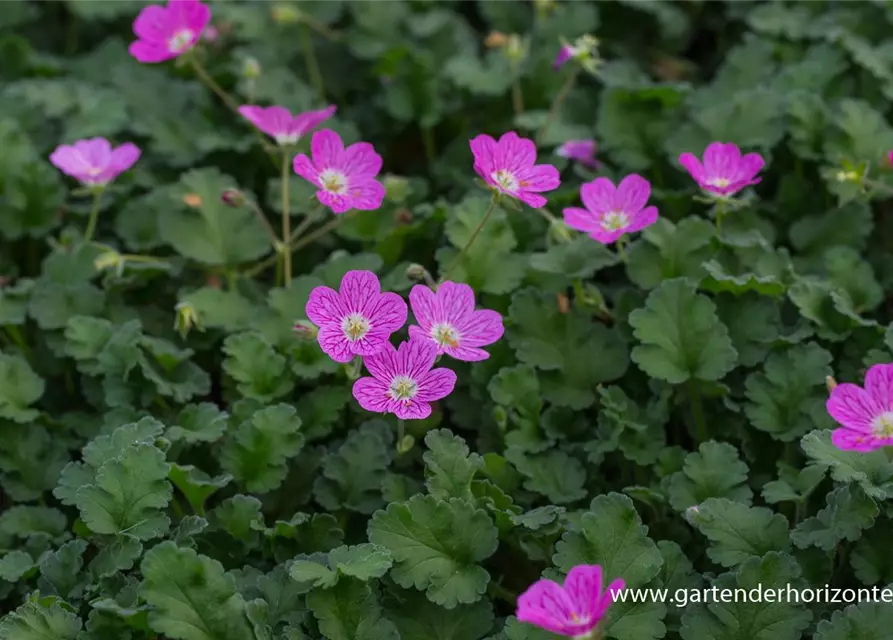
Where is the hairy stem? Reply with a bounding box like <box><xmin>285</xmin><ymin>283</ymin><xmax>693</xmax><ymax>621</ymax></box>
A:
<box><xmin>281</xmin><ymin>148</ymin><xmax>292</xmax><ymax>287</ymax></box>
<box><xmin>441</xmin><ymin>198</ymin><xmax>497</xmax><ymax>283</ymax></box>
<box><xmin>83</xmin><ymin>189</ymin><xmax>103</xmax><ymax>242</ymax></box>
<box><xmin>536</xmin><ymin>64</ymin><xmax>580</xmax><ymax>145</ymax></box>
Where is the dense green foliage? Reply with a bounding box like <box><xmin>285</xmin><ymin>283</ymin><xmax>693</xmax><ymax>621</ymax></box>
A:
<box><xmin>3</xmin><ymin>1</ymin><xmax>893</xmax><ymax>638</ymax></box>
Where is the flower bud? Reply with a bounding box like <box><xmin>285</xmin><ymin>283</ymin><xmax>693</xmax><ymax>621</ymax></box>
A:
<box><xmin>201</xmin><ymin>25</ymin><xmax>219</xmax><ymax>42</ymax></box>
<box><xmin>826</xmin><ymin>376</ymin><xmax>838</xmax><ymax>393</ymax></box>
<box><xmin>271</xmin><ymin>3</ymin><xmax>302</xmax><ymax>24</ymax></box>
<box><xmin>241</xmin><ymin>57</ymin><xmax>261</xmax><ymax>79</ymax></box>
<box><xmin>549</xmin><ymin>220</ymin><xmax>574</xmax><ymax>244</ymax></box>
<box><xmin>485</xmin><ymin>31</ymin><xmax>508</xmax><ymax>49</ymax></box>
<box><xmin>684</xmin><ymin>504</ymin><xmax>701</xmax><ymax>525</ymax></box>
<box><xmin>405</xmin><ymin>264</ymin><xmax>429</xmax><ymax>282</ymax></box>
<box><xmin>221</xmin><ymin>188</ymin><xmax>246</xmax><ymax>208</ymax></box>
<box><xmin>383</xmin><ymin>174</ymin><xmax>410</xmax><ymax>203</ymax></box>
<box><xmin>397</xmin><ymin>434</ymin><xmax>415</xmax><ymax>455</ymax></box>
<box><xmin>183</xmin><ymin>193</ymin><xmax>202</xmax><ymax>208</ymax></box>
<box><xmin>174</xmin><ymin>301</ymin><xmax>203</xmax><ymax>339</ymax></box>
<box><xmin>505</xmin><ymin>34</ymin><xmax>525</xmax><ymax>62</ymax></box>
<box><xmin>94</xmin><ymin>249</ymin><xmax>125</xmax><ymax>277</ymax></box>
<box><xmin>293</xmin><ymin>320</ymin><xmax>318</xmax><ymax>340</ymax></box>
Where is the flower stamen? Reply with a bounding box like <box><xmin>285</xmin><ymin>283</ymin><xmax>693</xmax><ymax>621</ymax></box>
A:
<box><xmin>388</xmin><ymin>375</ymin><xmax>418</xmax><ymax>403</ymax></box>
<box><xmin>341</xmin><ymin>313</ymin><xmax>371</xmax><ymax>341</ymax></box>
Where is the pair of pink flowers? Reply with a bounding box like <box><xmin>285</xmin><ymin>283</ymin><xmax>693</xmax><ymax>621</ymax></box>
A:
<box><xmin>304</xmin><ymin>270</ymin><xmax>503</xmax><ymax>420</ymax></box>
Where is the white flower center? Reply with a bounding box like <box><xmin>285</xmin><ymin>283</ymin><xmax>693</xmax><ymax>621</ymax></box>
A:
<box><xmin>872</xmin><ymin>412</ymin><xmax>893</xmax><ymax>437</ymax></box>
<box><xmin>341</xmin><ymin>313</ymin><xmax>370</xmax><ymax>341</ymax></box>
<box><xmin>601</xmin><ymin>211</ymin><xmax>629</xmax><ymax>231</ymax></box>
<box><xmin>274</xmin><ymin>133</ymin><xmax>300</xmax><ymax>146</ymax></box>
<box><xmin>388</xmin><ymin>375</ymin><xmax>418</xmax><ymax>402</ymax></box>
<box><xmin>320</xmin><ymin>169</ymin><xmax>348</xmax><ymax>195</ymax></box>
<box><xmin>431</xmin><ymin>323</ymin><xmax>460</xmax><ymax>349</ymax></box>
<box><xmin>492</xmin><ymin>169</ymin><xmax>519</xmax><ymax>192</ymax></box>
<box><xmin>707</xmin><ymin>177</ymin><xmax>730</xmax><ymax>188</ymax></box>
<box><xmin>86</xmin><ymin>166</ymin><xmax>104</xmax><ymax>176</ymax></box>
<box><xmin>168</xmin><ymin>29</ymin><xmax>195</xmax><ymax>53</ymax></box>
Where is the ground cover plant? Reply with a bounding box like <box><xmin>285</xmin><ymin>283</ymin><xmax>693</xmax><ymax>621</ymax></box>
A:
<box><xmin>5</xmin><ymin>0</ymin><xmax>893</xmax><ymax>638</ymax></box>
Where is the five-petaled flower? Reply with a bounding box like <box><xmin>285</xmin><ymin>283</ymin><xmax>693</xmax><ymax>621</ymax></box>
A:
<box><xmin>49</xmin><ymin>138</ymin><xmax>141</xmax><ymax>187</ymax></box>
<box><xmin>293</xmin><ymin>129</ymin><xmax>386</xmax><ymax>214</ymax></box>
<box><xmin>305</xmin><ymin>270</ymin><xmax>407</xmax><ymax>363</ymax></box>
<box><xmin>556</xmin><ymin>139</ymin><xmax>599</xmax><ymax>169</ymax></box>
<box><xmin>678</xmin><ymin>141</ymin><xmax>765</xmax><ymax>197</ymax></box>
<box><xmin>353</xmin><ymin>338</ymin><xmax>457</xmax><ymax>420</ymax></box>
<box><xmin>563</xmin><ymin>174</ymin><xmax>658</xmax><ymax>244</ymax></box>
<box><xmin>827</xmin><ymin>362</ymin><xmax>893</xmax><ymax>452</ymax></box>
<box><xmin>238</xmin><ymin>105</ymin><xmax>337</xmax><ymax>146</ymax></box>
<box><xmin>517</xmin><ymin>564</ymin><xmax>625</xmax><ymax>638</ymax></box>
<box><xmin>408</xmin><ymin>282</ymin><xmax>504</xmax><ymax>362</ymax></box>
<box><xmin>470</xmin><ymin>131</ymin><xmax>560</xmax><ymax>208</ymax></box>
<box><xmin>129</xmin><ymin>0</ymin><xmax>211</xmax><ymax>64</ymax></box>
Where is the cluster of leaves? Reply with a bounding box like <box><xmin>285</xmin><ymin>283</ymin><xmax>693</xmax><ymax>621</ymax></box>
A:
<box><xmin>3</xmin><ymin>1</ymin><xmax>893</xmax><ymax>638</ymax></box>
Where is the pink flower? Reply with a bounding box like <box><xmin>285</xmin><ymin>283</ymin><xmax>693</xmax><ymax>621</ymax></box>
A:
<box><xmin>517</xmin><ymin>565</ymin><xmax>625</xmax><ymax>638</ymax></box>
<box><xmin>553</xmin><ymin>45</ymin><xmax>573</xmax><ymax>69</ymax></box>
<box><xmin>353</xmin><ymin>338</ymin><xmax>457</xmax><ymax>420</ymax></box>
<box><xmin>305</xmin><ymin>270</ymin><xmax>407</xmax><ymax>363</ymax></box>
<box><xmin>238</xmin><ymin>105</ymin><xmax>337</xmax><ymax>146</ymax></box>
<box><xmin>293</xmin><ymin>129</ymin><xmax>386</xmax><ymax>214</ymax></box>
<box><xmin>556</xmin><ymin>139</ymin><xmax>598</xmax><ymax>168</ymax></box>
<box><xmin>129</xmin><ymin>0</ymin><xmax>211</xmax><ymax>64</ymax></box>
<box><xmin>563</xmin><ymin>174</ymin><xmax>658</xmax><ymax>244</ymax></box>
<box><xmin>201</xmin><ymin>25</ymin><xmax>218</xmax><ymax>42</ymax></box>
<box><xmin>49</xmin><ymin>138</ymin><xmax>141</xmax><ymax>186</ymax></box>
<box><xmin>470</xmin><ymin>132</ymin><xmax>560</xmax><ymax>208</ymax></box>
<box><xmin>408</xmin><ymin>282</ymin><xmax>504</xmax><ymax>362</ymax></box>
<box><xmin>678</xmin><ymin>142</ymin><xmax>765</xmax><ymax>197</ymax></box>
<box><xmin>887</xmin><ymin>150</ymin><xmax>893</xmax><ymax>167</ymax></box>
<box><xmin>827</xmin><ymin>363</ymin><xmax>893</xmax><ymax>452</ymax></box>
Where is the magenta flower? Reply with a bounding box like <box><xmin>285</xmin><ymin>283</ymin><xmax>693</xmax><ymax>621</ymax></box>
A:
<box><xmin>353</xmin><ymin>338</ymin><xmax>457</xmax><ymax>420</ymax></box>
<box><xmin>129</xmin><ymin>0</ymin><xmax>211</xmax><ymax>64</ymax></box>
<box><xmin>827</xmin><ymin>363</ymin><xmax>893</xmax><ymax>452</ymax></box>
<box><xmin>563</xmin><ymin>174</ymin><xmax>658</xmax><ymax>244</ymax></box>
<box><xmin>517</xmin><ymin>565</ymin><xmax>624</xmax><ymax>638</ymax></box>
<box><xmin>305</xmin><ymin>270</ymin><xmax>407</xmax><ymax>363</ymax></box>
<box><xmin>49</xmin><ymin>138</ymin><xmax>141</xmax><ymax>187</ymax></box>
<box><xmin>293</xmin><ymin>129</ymin><xmax>386</xmax><ymax>214</ymax></box>
<box><xmin>556</xmin><ymin>139</ymin><xmax>598</xmax><ymax>168</ymax></box>
<box><xmin>887</xmin><ymin>150</ymin><xmax>893</xmax><ymax>167</ymax></box>
<box><xmin>238</xmin><ymin>105</ymin><xmax>337</xmax><ymax>146</ymax></box>
<box><xmin>553</xmin><ymin>45</ymin><xmax>573</xmax><ymax>69</ymax></box>
<box><xmin>678</xmin><ymin>142</ymin><xmax>765</xmax><ymax>197</ymax></box>
<box><xmin>408</xmin><ymin>282</ymin><xmax>503</xmax><ymax>362</ymax></box>
<box><xmin>470</xmin><ymin>132</ymin><xmax>560</xmax><ymax>208</ymax></box>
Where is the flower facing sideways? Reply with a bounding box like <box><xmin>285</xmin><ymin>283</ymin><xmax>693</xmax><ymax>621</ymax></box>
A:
<box><xmin>50</xmin><ymin>138</ymin><xmax>141</xmax><ymax>187</ymax></box>
<box><xmin>517</xmin><ymin>564</ymin><xmax>624</xmax><ymax>638</ymax></box>
<box><xmin>353</xmin><ymin>338</ymin><xmax>457</xmax><ymax>420</ymax></box>
<box><xmin>293</xmin><ymin>129</ymin><xmax>386</xmax><ymax>214</ymax></box>
<box><xmin>556</xmin><ymin>139</ymin><xmax>599</xmax><ymax>169</ymax></box>
<box><xmin>678</xmin><ymin>141</ymin><xmax>765</xmax><ymax>197</ymax></box>
<box><xmin>563</xmin><ymin>174</ymin><xmax>658</xmax><ymax>244</ymax></box>
<box><xmin>470</xmin><ymin>131</ymin><xmax>560</xmax><ymax>208</ymax></box>
<box><xmin>827</xmin><ymin>362</ymin><xmax>893</xmax><ymax>452</ymax></box>
<box><xmin>129</xmin><ymin>0</ymin><xmax>211</xmax><ymax>64</ymax></box>
<box><xmin>238</xmin><ymin>105</ymin><xmax>337</xmax><ymax>146</ymax></box>
<box><xmin>408</xmin><ymin>281</ymin><xmax>503</xmax><ymax>362</ymax></box>
<box><xmin>305</xmin><ymin>270</ymin><xmax>407</xmax><ymax>363</ymax></box>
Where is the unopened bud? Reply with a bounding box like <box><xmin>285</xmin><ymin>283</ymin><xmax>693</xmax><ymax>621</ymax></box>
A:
<box><xmin>556</xmin><ymin>292</ymin><xmax>570</xmax><ymax>314</ymax></box>
<box><xmin>505</xmin><ymin>34</ymin><xmax>525</xmax><ymax>61</ymax></box>
<box><xmin>835</xmin><ymin>170</ymin><xmax>860</xmax><ymax>183</ymax></box>
<box><xmin>174</xmin><ymin>301</ymin><xmax>204</xmax><ymax>339</ymax></box>
<box><xmin>397</xmin><ymin>434</ymin><xmax>415</xmax><ymax>455</ymax></box>
<box><xmin>549</xmin><ymin>220</ymin><xmax>574</xmax><ymax>243</ymax></box>
<box><xmin>271</xmin><ymin>3</ymin><xmax>302</xmax><ymax>24</ymax></box>
<box><xmin>383</xmin><ymin>174</ymin><xmax>410</xmax><ymax>203</ymax></box>
<box><xmin>293</xmin><ymin>320</ymin><xmax>318</xmax><ymax>340</ymax></box>
<box><xmin>405</xmin><ymin>264</ymin><xmax>428</xmax><ymax>282</ymax></box>
<box><xmin>344</xmin><ymin>356</ymin><xmax>363</xmax><ymax>381</ymax></box>
<box><xmin>94</xmin><ymin>249</ymin><xmax>125</xmax><ymax>277</ymax></box>
<box><xmin>684</xmin><ymin>504</ymin><xmax>701</xmax><ymax>525</ymax></box>
<box><xmin>394</xmin><ymin>208</ymin><xmax>413</xmax><ymax>225</ymax></box>
<box><xmin>826</xmin><ymin>376</ymin><xmax>838</xmax><ymax>393</ymax></box>
<box><xmin>492</xmin><ymin>405</ymin><xmax>508</xmax><ymax>431</ymax></box>
<box><xmin>183</xmin><ymin>193</ymin><xmax>202</xmax><ymax>208</ymax></box>
<box><xmin>485</xmin><ymin>31</ymin><xmax>508</xmax><ymax>49</ymax></box>
<box><xmin>221</xmin><ymin>188</ymin><xmax>245</xmax><ymax>208</ymax></box>
<box><xmin>201</xmin><ymin>25</ymin><xmax>219</xmax><ymax>42</ymax></box>
<box><xmin>241</xmin><ymin>57</ymin><xmax>261</xmax><ymax>79</ymax></box>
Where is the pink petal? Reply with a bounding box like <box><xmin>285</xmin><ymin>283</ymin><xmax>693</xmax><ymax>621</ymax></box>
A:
<box><xmin>864</xmin><ymin>363</ymin><xmax>893</xmax><ymax>412</ymax></box>
<box><xmin>517</xmin><ymin>191</ymin><xmax>548</xmax><ymax>209</ymax></box>
<box><xmin>346</xmin><ymin>179</ymin><xmax>386</xmax><ymax>211</ymax></box>
<box><xmin>580</xmin><ymin>178</ymin><xmax>615</xmax><ymax>214</ymax></box>
<box><xmin>393</xmin><ymin>399</ymin><xmax>432</xmax><ymax>420</ymax></box>
<box><xmin>240</xmin><ymin>105</ymin><xmax>292</xmax><ymax>138</ymax></box>
<box><xmin>499</xmin><ymin>131</ymin><xmax>536</xmax><ymax>173</ymax></box>
<box><xmin>437</xmin><ymin>281</ymin><xmax>475</xmax><ymax>325</ymax></box>
<box><xmin>291</xmin><ymin>105</ymin><xmax>337</xmax><ymax>137</ymax></box>
<box><xmin>458</xmin><ymin>309</ymin><xmax>503</xmax><ymax>347</ymax></box>
<box><xmin>317</xmin><ymin>189</ymin><xmax>352</xmax><ymax>213</ymax></box>
<box><xmin>351</xmin><ymin>331</ymin><xmax>391</xmax><ymax>357</ymax></box>
<box><xmin>826</xmin><ymin>383</ymin><xmax>880</xmax><ymax>432</ymax></box>
<box><xmin>588</xmin><ymin>226</ymin><xmax>625</xmax><ymax>245</ymax></box>
<box><xmin>311</xmin><ymin>129</ymin><xmax>344</xmax><ymax>168</ymax></box>
<box><xmin>339</xmin><ymin>270</ymin><xmax>381</xmax><ymax>315</ymax></box>
<box><xmin>74</xmin><ymin>138</ymin><xmax>112</xmax><ymax>170</ymax></box>
<box><xmin>317</xmin><ymin>324</ymin><xmax>353</xmax><ymax>363</ymax></box>
<box><xmin>702</xmin><ymin>142</ymin><xmax>740</xmax><ymax>179</ymax></box>
<box><xmin>49</xmin><ymin>145</ymin><xmax>90</xmax><ymax>178</ymax></box>
<box><xmin>416</xmin><ymin>368</ymin><xmax>457</xmax><ymax>402</ymax></box>
<box><xmin>353</xmin><ymin>377</ymin><xmax>391</xmax><ymax>413</ymax></box>
<box><xmin>627</xmin><ymin>205</ymin><xmax>658</xmax><ymax>233</ymax></box>
<box><xmin>517</xmin><ymin>164</ymin><xmax>561</xmax><ymax>193</ymax></box>
<box><xmin>517</xmin><ymin>579</ymin><xmax>578</xmax><ymax>636</ymax></box>
<box><xmin>409</xmin><ymin>284</ymin><xmax>438</xmax><ymax>329</ymax></box>
<box><xmin>831</xmin><ymin>428</ymin><xmax>886</xmax><ymax>453</ymax></box>
<box><xmin>563</xmin><ymin>565</ymin><xmax>603</xmax><ymax>621</ymax></box>
<box><xmin>553</xmin><ymin>46</ymin><xmax>572</xmax><ymax>70</ymax></box>
<box><xmin>339</xmin><ymin>142</ymin><xmax>382</xmax><ymax>179</ymax></box>
<box><xmin>613</xmin><ymin>174</ymin><xmax>652</xmax><ymax>214</ymax></box>
<box><xmin>593</xmin><ymin>578</ymin><xmax>625</xmax><ymax>621</ymax></box>
<box><xmin>132</xmin><ymin>5</ymin><xmax>171</xmax><ymax>42</ymax></box>
<box><xmin>394</xmin><ymin>338</ymin><xmax>437</xmax><ymax>380</ymax></box>
<box><xmin>369</xmin><ymin>291</ymin><xmax>408</xmax><ymax>333</ymax></box>
<box><xmin>469</xmin><ymin>134</ymin><xmax>498</xmax><ymax>176</ymax></box>
<box><xmin>170</xmin><ymin>0</ymin><xmax>211</xmax><ymax>35</ymax></box>
<box><xmin>445</xmin><ymin>345</ymin><xmax>490</xmax><ymax>362</ymax></box>
<box><xmin>736</xmin><ymin>152</ymin><xmax>765</xmax><ymax>182</ymax></box>
<box><xmin>128</xmin><ymin>40</ymin><xmax>175</xmax><ymax>63</ymax></box>
<box><xmin>563</xmin><ymin>206</ymin><xmax>599</xmax><ymax>233</ymax></box>
<box><xmin>678</xmin><ymin>152</ymin><xmax>705</xmax><ymax>183</ymax></box>
<box><xmin>305</xmin><ymin>285</ymin><xmax>344</xmax><ymax>326</ymax></box>
<box><xmin>408</xmin><ymin>324</ymin><xmax>432</xmax><ymax>347</ymax></box>
<box><xmin>362</xmin><ymin>341</ymin><xmax>398</xmax><ymax>381</ymax></box>
<box><xmin>293</xmin><ymin>154</ymin><xmax>319</xmax><ymax>185</ymax></box>
<box><xmin>107</xmin><ymin>143</ymin><xmax>141</xmax><ymax>175</ymax></box>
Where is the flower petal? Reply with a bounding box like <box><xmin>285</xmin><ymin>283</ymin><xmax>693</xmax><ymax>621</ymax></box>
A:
<box><xmin>311</xmin><ymin>129</ymin><xmax>344</xmax><ymax>168</ymax></box>
<box><xmin>678</xmin><ymin>152</ymin><xmax>705</xmax><ymax>183</ymax></box>
<box><xmin>517</xmin><ymin>191</ymin><xmax>548</xmax><ymax>208</ymax></box>
<box><xmin>437</xmin><ymin>281</ymin><xmax>475</xmax><ymax>325</ymax></box>
<box><xmin>736</xmin><ymin>152</ymin><xmax>765</xmax><ymax>182</ymax></box>
<box><xmin>627</xmin><ymin>205</ymin><xmax>659</xmax><ymax>233</ymax></box>
<box><xmin>864</xmin><ymin>363</ymin><xmax>893</xmax><ymax>412</ymax></box>
<box><xmin>128</xmin><ymin>40</ymin><xmax>175</xmax><ymax>63</ymax></box>
<box><xmin>499</xmin><ymin>131</ymin><xmax>536</xmax><ymax>172</ymax></box>
<box><xmin>517</xmin><ymin>164</ymin><xmax>561</xmax><ymax>193</ymax></box>
<box><xmin>340</xmin><ymin>141</ymin><xmax>382</xmax><ymax>179</ymax></box>
<box><xmin>291</xmin><ymin>105</ymin><xmax>337</xmax><ymax>137</ymax></box>
<box><xmin>305</xmin><ymin>285</ymin><xmax>344</xmax><ymax>326</ymax></box>
<box><xmin>469</xmin><ymin>134</ymin><xmax>498</xmax><ymax>176</ymax></box>
<box><xmin>416</xmin><ymin>368</ymin><xmax>457</xmax><ymax>402</ymax></box>
<box><xmin>393</xmin><ymin>399</ymin><xmax>432</xmax><ymax>420</ymax></box>
<box><xmin>317</xmin><ymin>324</ymin><xmax>353</xmax><ymax>363</ymax></box>
<box><xmin>339</xmin><ymin>270</ymin><xmax>381</xmax><ymax>316</ymax></box>
<box><xmin>409</xmin><ymin>284</ymin><xmax>438</xmax><ymax>328</ymax></box>
<box><xmin>293</xmin><ymin>153</ymin><xmax>319</xmax><ymax>184</ymax></box>
<box><xmin>580</xmin><ymin>178</ymin><xmax>615</xmax><ymax>214</ymax></box>
<box><xmin>347</xmin><ymin>179</ymin><xmax>386</xmax><ymax>211</ymax></box>
<box><xmin>352</xmin><ymin>377</ymin><xmax>391</xmax><ymax>413</ymax></box>
<box><xmin>458</xmin><ymin>309</ymin><xmax>503</xmax><ymax>347</ymax></box>
<box><xmin>827</xmin><ymin>383</ymin><xmax>880</xmax><ymax>432</ymax></box>
<box><xmin>613</xmin><ymin>174</ymin><xmax>652</xmax><ymax>214</ymax></box>
<box><xmin>516</xmin><ymin>579</ymin><xmax>577</xmax><ymax>636</ymax></box>
<box><xmin>362</xmin><ymin>340</ymin><xmax>397</xmax><ymax>381</ymax></box>
<box><xmin>703</xmin><ymin>141</ymin><xmax>740</xmax><ymax>179</ymax></box>
<box><xmin>317</xmin><ymin>189</ymin><xmax>352</xmax><ymax>213</ymax></box>
<box><xmin>394</xmin><ymin>338</ymin><xmax>437</xmax><ymax>380</ymax></box>
<box><xmin>49</xmin><ymin>145</ymin><xmax>90</xmax><ymax>179</ymax></box>
<box><xmin>133</xmin><ymin>5</ymin><xmax>171</xmax><ymax>41</ymax></box>
<box><xmin>563</xmin><ymin>207</ymin><xmax>599</xmax><ymax>233</ymax></box>
<box><xmin>563</xmin><ymin>565</ymin><xmax>603</xmax><ymax>621</ymax></box>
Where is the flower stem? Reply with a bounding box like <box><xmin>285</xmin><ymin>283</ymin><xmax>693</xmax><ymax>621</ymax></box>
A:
<box><xmin>536</xmin><ymin>64</ymin><xmax>581</xmax><ymax>145</ymax></box>
<box><xmin>291</xmin><ymin>213</ymin><xmax>348</xmax><ymax>252</ymax></box>
<box><xmin>511</xmin><ymin>78</ymin><xmax>524</xmax><ymax>119</ymax></box>
<box><xmin>83</xmin><ymin>188</ymin><xmax>104</xmax><ymax>242</ymax></box>
<box><xmin>289</xmin><ymin>203</ymin><xmax>324</xmax><ymax>244</ymax></box>
<box><xmin>441</xmin><ymin>198</ymin><xmax>497</xmax><ymax>283</ymax></box>
<box><xmin>281</xmin><ymin>148</ymin><xmax>292</xmax><ymax>288</ymax></box>
<box><xmin>246</xmin><ymin>198</ymin><xmax>280</xmax><ymax>248</ymax></box>
<box><xmin>300</xmin><ymin>23</ymin><xmax>326</xmax><ymax>103</ymax></box>
<box><xmin>714</xmin><ymin>201</ymin><xmax>728</xmax><ymax>235</ymax></box>
<box><xmin>615</xmin><ymin>235</ymin><xmax>629</xmax><ymax>263</ymax></box>
<box><xmin>688</xmin><ymin>381</ymin><xmax>707</xmax><ymax>442</ymax></box>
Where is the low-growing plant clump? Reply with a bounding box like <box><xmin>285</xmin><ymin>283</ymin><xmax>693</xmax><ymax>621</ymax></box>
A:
<box><xmin>3</xmin><ymin>1</ymin><xmax>893</xmax><ymax>639</ymax></box>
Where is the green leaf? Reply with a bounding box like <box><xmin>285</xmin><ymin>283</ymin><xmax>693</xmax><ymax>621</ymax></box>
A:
<box><xmin>29</xmin><ymin>281</ymin><xmax>104</xmax><ymax>330</ymax></box>
<box><xmin>851</xmin><ymin>520</ymin><xmax>893</xmax><ymax>585</ymax></box>
<box><xmin>307</xmin><ymin>578</ymin><xmax>400</xmax><ymax>640</ymax></box>
<box><xmin>139</xmin><ymin>541</ymin><xmax>254</xmax><ymax>640</ymax></box>
<box><xmin>0</xmin><ymin>279</ymin><xmax>33</xmax><ymax>326</ymax></box>
<box><xmin>762</xmin><ymin>463</ymin><xmax>825</xmax><ymax>504</ymax></box>
<box><xmin>220</xmin><ymin>404</ymin><xmax>305</xmax><ymax>494</ymax></box>
<box><xmin>791</xmin><ymin>485</ymin><xmax>878</xmax><ymax>552</ymax></box>
<box><xmin>423</xmin><ymin>429</ymin><xmax>483</xmax><ymax>503</ymax></box>
<box><xmin>0</xmin><ymin>353</ymin><xmax>44</xmax><ymax>423</ymax></box>
<box><xmin>587</xmin><ymin>385</ymin><xmax>669</xmax><ymax>466</ymax></box>
<box><xmin>222</xmin><ymin>332</ymin><xmax>294</xmax><ymax>402</ymax></box>
<box><xmin>157</xmin><ymin>168</ymin><xmax>270</xmax><ymax>266</ymax></box>
<box><xmin>0</xmin><ymin>550</ymin><xmax>36</xmax><ymax>581</ymax></box>
<box><xmin>629</xmin><ymin>278</ymin><xmax>737</xmax><ymax>384</ymax></box>
<box><xmin>168</xmin><ymin>464</ymin><xmax>232</xmax><ymax>517</ymax></box>
<box><xmin>699</xmin><ymin>260</ymin><xmax>785</xmax><ymax>297</ymax></box>
<box><xmin>289</xmin><ymin>544</ymin><xmax>392</xmax><ymax>588</ymax></box>
<box><xmin>387</xmin><ymin>589</ymin><xmax>495</xmax><ymax>640</ymax></box>
<box><xmin>166</xmin><ymin>403</ymin><xmax>229</xmax><ymax>445</ymax></box>
<box><xmin>801</xmin><ymin>430</ymin><xmax>893</xmax><ymax>499</ymax></box>
<box><xmin>508</xmin><ymin>288</ymin><xmax>629</xmax><ymax>408</ymax></box>
<box><xmin>626</xmin><ymin>217</ymin><xmax>715</xmax><ymax>290</ymax></box>
<box><xmin>0</xmin><ymin>424</ymin><xmax>69</xmax><ymax>501</ymax></box>
<box><xmin>368</xmin><ymin>495</ymin><xmax>498</xmax><ymax>608</ymax></box>
<box><xmin>744</xmin><ymin>343</ymin><xmax>834</xmax><ymax>441</ymax></box>
<box><xmin>0</xmin><ymin>596</ymin><xmax>82</xmax><ymax>640</ymax></box>
<box><xmin>667</xmin><ymin>441</ymin><xmax>752</xmax><ymax>511</ymax></box>
<box><xmin>488</xmin><ymin>364</ymin><xmax>542</xmax><ymax>423</ymax></box>
<box><xmin>693</xmin><ymin>498</ymin><xmax>791</xmax><ymax>568</ymax></box>
<box><xmin>37</xmin><ymin>539</ymin><xmax>88</xmax><ymax>600</ymax></box>
<box><xmin>714</xmin><ymin>293</ymin><xmax>781</xmax><ymax>367</ymax></box>
<box><xmin>75</xmin><ymin>443</ymin><xmax>172</xmax><ymax>540</ymax></box>
<box><xmin>529</xmin><ymin>236</ymin><xmax>619</xmax><ymax>280</ymax></box>
<box><xmin>680</xmin><ymin>552</ymin><xmax>812</xmax><ymax>640</ymax></box>
<box><xmin>504</xmin><ymin>448</ymin><xmax>586</xmax><ymax>505</ymax></box>
<box><xmin>815</xmin><ymin>602</ymin><xmax>893</xmax><ymax>640</ymax></box>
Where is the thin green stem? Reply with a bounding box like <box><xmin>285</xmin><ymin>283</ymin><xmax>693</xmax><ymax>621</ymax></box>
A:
<box><xmin>511</xmin><ymin>78</ymin><xmax>524</xmax><ymax>119</ymax></box>
<box><xmin>714</xmin><ymin>201</ymin><xmax>728</xmax><ymax>235</ymax></box>
<box><xmin>243</xmin><ymin>208</ymin><xmax>345</xmax><ymax>278</ymax></box>
<box><xmin>487</xmin><ymin>581</ymin><xmax>518</xmax><ymax>604</ymax></box>
<box><xmin>536</xmin><ymin>64</ymin><xmax>581</xmax><ymax>145</ymax></box>
<box><xmin>688</xmin><ymin>381</ymin><xmax>707</xmax><ymax>442</ymax></box>
<box><xmin>4</xmin><ymin>325</ymin><xmax>30</xmax><ymax>359</ymax></box>
<box><xmin>300</xmin><ymin>23</ymin><xmax>326</xmax><ymax>103</ymax></box>
<box><xmin>291</xmin><ymin>214</ymin><xmax>348</xmax><ymax>252</ymax></box>
<box><xmin>398</xmin><ymin>419</ymin><xmax>405</xmax><ymax>443</ymax></box>
<box><xmin>83</xmin><ymin>189</ymin><xmax>104</xmax><ymax>242</ymax></box>
<box><xmin>289</xmin><ymin>206</ymin><xmax>322</xmax><ymax>244</ymax></box>
<box><xmin>441</xmin><ymin>198</ymin><xmax>497</xmax><ymax>283</ymax></box>
<box><xmin>301</xmin><ymin>13</ymin><xmax>342</xmax><ymax>42</ymax></box>
<box><xmin>615</xmin><ymin>235</ymin><xmax>629</xmax><ymax>263</ymax></box>
<box><xmin>281</xmin><ymin>148</ymin><xmax>292</xmax><ymax>288</ymax></box>
<box><xmin>245</xmin><ymin>199</ymin><xmax>279</xmax><ymax>248</ymax></box>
